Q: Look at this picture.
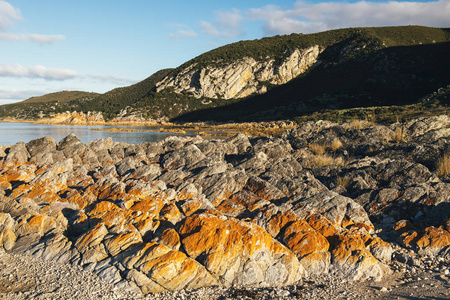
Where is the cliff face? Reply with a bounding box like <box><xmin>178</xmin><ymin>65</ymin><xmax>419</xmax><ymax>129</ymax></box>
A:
<box><xmin>155</xmin><ymin>46</ymin><xmax>321</xmax><ymax>99</ymax></box>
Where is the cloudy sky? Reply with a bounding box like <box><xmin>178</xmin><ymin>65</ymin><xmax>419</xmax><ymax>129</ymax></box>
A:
<box><xmin>1</xmin><ymin>0</ymin><xmax>449</xmax><ymax>104</ymax></box>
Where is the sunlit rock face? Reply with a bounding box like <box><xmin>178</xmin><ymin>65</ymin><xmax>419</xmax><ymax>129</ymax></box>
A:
<box><xmin>156</xmin><ymin>46</ymin><xmax>320</xmax><ymax>99</ymax></box>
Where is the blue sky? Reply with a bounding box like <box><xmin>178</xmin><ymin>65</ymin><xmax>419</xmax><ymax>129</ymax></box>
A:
<box><xmin>1</xmin><ymin>0</ymin><xmax>449</xmax><ymax>104</ymax></box>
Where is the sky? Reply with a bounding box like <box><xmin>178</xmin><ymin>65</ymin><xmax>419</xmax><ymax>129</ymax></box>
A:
<box><xmin>0</xmin><ymin>0</ymin><xmax>449</xmax><ymax>104</ymax></box>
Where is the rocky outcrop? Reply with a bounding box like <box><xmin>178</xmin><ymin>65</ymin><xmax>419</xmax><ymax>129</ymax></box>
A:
<box><xmin>36</xmin><ymin>111</ymin><xmax>105</xmax><ymax>125</ymax></box>
<box><xmin>1</xmin><ymin>115</ymin><xmax>450</xmax><ymax>294</ymax></box>
<box><xmin>155</xmin><ymin>46</ymin><xmax>321</xmax><ymax>99</ymax></box>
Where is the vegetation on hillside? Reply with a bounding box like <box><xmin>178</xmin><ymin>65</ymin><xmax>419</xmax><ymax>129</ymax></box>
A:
<box><xmin>169</xmin><ymin>26</ymin><xmax>450</xmax><ymax>71</ymax></box>
<box><xmin>0</xmin><ymin>26</ymin><xmax>449</xmax><ymax>123</ymax></box>
<box><xmin>0</xmin><ymin>69</ymin><xmax>172</xmax><ymax>120</ymax></box>
<box><xmin>21</xmin><ymin>91</ymin><xmax>99</xmax><ymax>104</ymax></box>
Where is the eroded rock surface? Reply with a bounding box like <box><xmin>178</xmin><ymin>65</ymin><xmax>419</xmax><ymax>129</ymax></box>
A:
<box><xmin>155</xmin><ymin>46</ymin><xmax>320</xmax><ymax>99</ymax></box>
<box><xmin>1</xmin><ymin>115</ymin><xmax>450</xmax><ymax>294</ymax></box>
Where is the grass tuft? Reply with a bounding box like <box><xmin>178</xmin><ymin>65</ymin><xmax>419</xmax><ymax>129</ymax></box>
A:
<box><xmin>309</xmin><ymin>143</ymin><xmax>326</xmax><ymax>155</ymax></box>
<box><xmin>436</xmin><ymin>153</ymin><xmax>450</xmax><ymax>176</ymax></box>
<box><xmin>315</xmin><ymin>154</ymin><xmax>346</xmax><ymax>167</ymax></box>
<box><xmin>331</xmin><ymin>138</ymin><xmax>343</xmax><ymax>151</ymax></box>
<box><xmin>336</xmin><ymin>176</ymin><xmax>351</xmax><ymax>188</ymax></box>
<box><xmin>392</xmin><ymin>126</ymin><xmax>408</xmax><ymax>143</ymax></box>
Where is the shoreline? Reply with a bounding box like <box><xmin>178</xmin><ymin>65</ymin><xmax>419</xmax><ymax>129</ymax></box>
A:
<box><xmin>0</xmin><ymin>117</ymin><xmax>298</xmax><ymax>137</ymax></box>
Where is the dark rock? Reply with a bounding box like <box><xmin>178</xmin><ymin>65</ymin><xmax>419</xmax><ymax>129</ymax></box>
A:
<box><xmin>116</xmin><ymin>156</ymin><xmax>139</xmax><ymax>177</ymax></box>
<box><xmin>162</xmin><ymin>144</ymin><xmax>206</xmax><ymax>170</ymax></box>
<box><xmin>225</xmin><ymin>133</ymin><xmax>251</xmax><ymax>154</ymax></box>
<box><xmin>58</xmin><ymin>134</ymin><xmax>86</xmax><ymax>158</ymax></box>
<box><xmin>26</xmin><ymin>136</ymin><xmax>57</xmax><ymax>158</ymax></box>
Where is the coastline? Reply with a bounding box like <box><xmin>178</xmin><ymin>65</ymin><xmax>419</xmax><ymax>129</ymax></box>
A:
<box><xmin>0</xmin><ymin>115</ymin><xmax>298</xmax><ymax>138</ymax></box>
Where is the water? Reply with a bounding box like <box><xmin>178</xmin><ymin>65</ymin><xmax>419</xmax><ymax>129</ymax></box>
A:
<box><xmin>0</xmin><ymin>122</ymin><xmax>189</xmax><ymax>145</ymax></box>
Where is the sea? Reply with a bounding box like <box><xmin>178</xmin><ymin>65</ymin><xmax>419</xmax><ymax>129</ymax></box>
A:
<box><xmin>0</xmin><ymin>122</ymin><xmax>189</xmax><ymax>146</ymax></box>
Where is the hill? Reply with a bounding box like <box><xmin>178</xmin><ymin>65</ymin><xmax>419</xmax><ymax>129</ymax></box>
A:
<box><xmin>0</xmin><ymin>69</ymin><xmax>171</xmax><ymax>120</ymax></box>
<box><xmin>21</xmin><ymin>91</ymin><xmax>99</xmax><ymax>104</ymax></box>
<box><xmin>0</xmin><ymin>26</ymin><xmax>449</xmax><ymax>122</ymax></box>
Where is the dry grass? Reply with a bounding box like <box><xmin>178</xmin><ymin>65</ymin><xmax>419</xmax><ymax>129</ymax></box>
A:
<box><xmin>309</xmin><ymin>143</ymin><xmax>326</xmax><ymax>155</ymax></box>
<box><xmin>315</xmin><ymin>154</ymin><xmax>346</xmax><ymax>167</ymax></box>
<box><xmin>240</xmin><ymin>127</ymin><xmax>288</xmax><ymax>137</ymax></box>
<box><xmin>392</xmin><ymin>126</ymin><xmax>408</xmax><ymax>143</ymax></box>
<box><xmin>331</xmin><ymin>138</ymin><xmax>343</xmax><ymax>151</ymax></box>
<box><xmin>436</xmin><ymin>153</ymin><xmax>450</xmax><ymax>176</ymax></box>
<box><xmin>336</xmin><ymin>176</ymin><xmax>351</xmax><ymax>188</ymax></box>
<box><xmin>346</xmin><ymin>119</ymin><xmax>375</xmax><ymax>130</ymax></box>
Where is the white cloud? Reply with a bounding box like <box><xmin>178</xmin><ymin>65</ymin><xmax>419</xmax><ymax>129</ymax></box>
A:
<box><xmin>0</xmin><ymin>64</ymin><xmax>136</xmax><ymax>85</ymax></box>
<box><xmin>248</xmin><ymin>0</ymin><xmax>450</xmax><ymax>35</ymax></box>
<box><xmin>0</xmin><ymin>33</ymin><xmax>65</xmax><ymax>44</ymax></box>
<box><xmin>0</xmin><ymin>87</ymin><xmax>48</xmax><ymax>102</ymax></box>
<box><xmin>0</xmin><ymin>64</ymin><xmax>80</xmax><ymax>80</ymax></box>
<box><xmin>200</xmin><ymin>8</ymin><xmax>244</xmax><ymax>37</ymax></box>
<box><xmin>200</xmin><ymin>21</ymin><xmax>220</xmax><ymax>36</ymax></box>
<box><xmin>89</xmin><ymin>74</ymin><xmax>137</xmax><ymax>85</ymax></box>
<box><xmin>170</xmin><ymin>29</ymin><xmax>198</xmax><ymax>40</ymax></box>
<box><xmin>200</xmin><ymin>21</ymin><xmax>220</xmax><ymax>35</ymax></box>
<box><xmin>0</xmin><ymin>1</ymin><xmax>65</xmax><ymax>44</ymax></box>
<box><xmin>0</xmin><ymin>1</ymin><xmax>21</xmax><ymax>30</ymax></box>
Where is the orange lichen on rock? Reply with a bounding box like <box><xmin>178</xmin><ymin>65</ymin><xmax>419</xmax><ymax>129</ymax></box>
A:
<box><xmin>215</xmin><ymin>198</ymin><xmax>246</xmax><ymax>217</ymax></box>
<box><xmin>157</xmin><ymin>228</ymin><xmax>181</xmax><ymax>251</ymax></box>
<box><xmin>104</xmin><ymin>231</ymin><xmax>143</xmax><ymax>256</ymax></box>
<box><xmin>306</xmin><ymin>214</ymin><xmax>339</xmax><ymax>239</ymax></box>
<box><xmin>0</xmin><ymin>174</ymin><xmax>11</xmax><ymax>190</ymax></box>
<box><xmin>97</xmin><ymin>182</ymin><xmax>126</xmax><ymax>201</ymax></box>
<box><xmin>393</xmin><ymin>219</ymin><xmax>416</xmax><ymax>232</ymax></box>
<box><xmin>179</xmin><ymin>212</ymin><xmax>304</xmax><ymax>286</ymax></box>
<box><xmin>331</xmin><ymin>228</ymin><xmax>382</xmax><ymax>281</ymax></box>
<box><xmin>266</xmin><ymin>210</ymin><xmax>297</xmax><ymax>237</ymax></box>
<box><xmin>400</xmin><ymin>230</ymin><xmax>419</xmax><ymax>247</ymax></box>
<box><xmin>87</xmin><ymin>201</ymin><xmax>120</xmax><ymax>216</ymax></box>
<box><xmin>74</xmin><ymin>223</ymin><xmax>109</xmax><ymax>254</ymax></box>
<box><xmin>416</xmin><ymin>226</ymin><xmax>450</xmax><ymax>255</ymax></box>
<box><xmin>159</xmin><ymin>203</ymin><xmax>183</xmax><ymax>225</ymax></box>
<box><xmin>139</xmin><ymin>248</ymin><xmax>218</xmax><ymax>291</ymax></box>
<box><xmin>2</xmin><ymin>164</ymin><xmax>36</xmax><ymax>183</ymax></box>
<box><xmin>282</xmin><ymin>220</ymin><xmax>329</xmax><ymax>258</ymax></box>
<box><xmin>179</xmin><ymin>198</ymin><xmax>203</xmax><ymax>216</ymax></box>
<box><xmin>130</xmin><ymin>196</ymin><xmax>165</xmax><ymax>218</ymax></box>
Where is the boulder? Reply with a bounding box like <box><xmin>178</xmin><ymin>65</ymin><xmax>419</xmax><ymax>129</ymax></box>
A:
<box><xmin>179</xmin><ymin>212</ymin><xmax>306</xmax><ymax>287</ymax></box>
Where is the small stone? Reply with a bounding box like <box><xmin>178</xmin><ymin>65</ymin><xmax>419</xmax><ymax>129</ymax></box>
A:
<box><xmin>278</xmin><ymin>290</ymin><xmax>290</xmax><ymax>297</ymax></box>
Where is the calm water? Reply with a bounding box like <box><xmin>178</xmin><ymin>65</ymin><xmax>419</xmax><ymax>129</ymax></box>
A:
<box><xmin>0</xmin><ymin>122</ymin><xmax>189</xmax><ymax>145</ymax></box>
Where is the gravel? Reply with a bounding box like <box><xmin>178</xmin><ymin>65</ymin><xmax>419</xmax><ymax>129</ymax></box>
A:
<box><xmin>1</xmin><ymin>249</ymin><xmax>449</xmax><ymax>300</ymax></box>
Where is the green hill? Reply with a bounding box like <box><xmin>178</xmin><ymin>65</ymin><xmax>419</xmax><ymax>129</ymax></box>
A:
<box><xmin>0</xmin><ymin>69</ymin><xmax>172</xmax><ymax>120</ymax></box>
<box><xmin>1</xmin><ymin>26</ymin><xmax>449</xmax><ymax>122</ymax></box>
<box><xmin>21</xmin><ymin>91</ymin><xmax>99</xmax><ymax>104</ymax></box>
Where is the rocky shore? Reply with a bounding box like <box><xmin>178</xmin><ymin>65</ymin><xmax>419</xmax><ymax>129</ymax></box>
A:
<box><xmin>1</xmin><ymin>115</ymin><xmax>450</xmax><ymax>298</ymax></box>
